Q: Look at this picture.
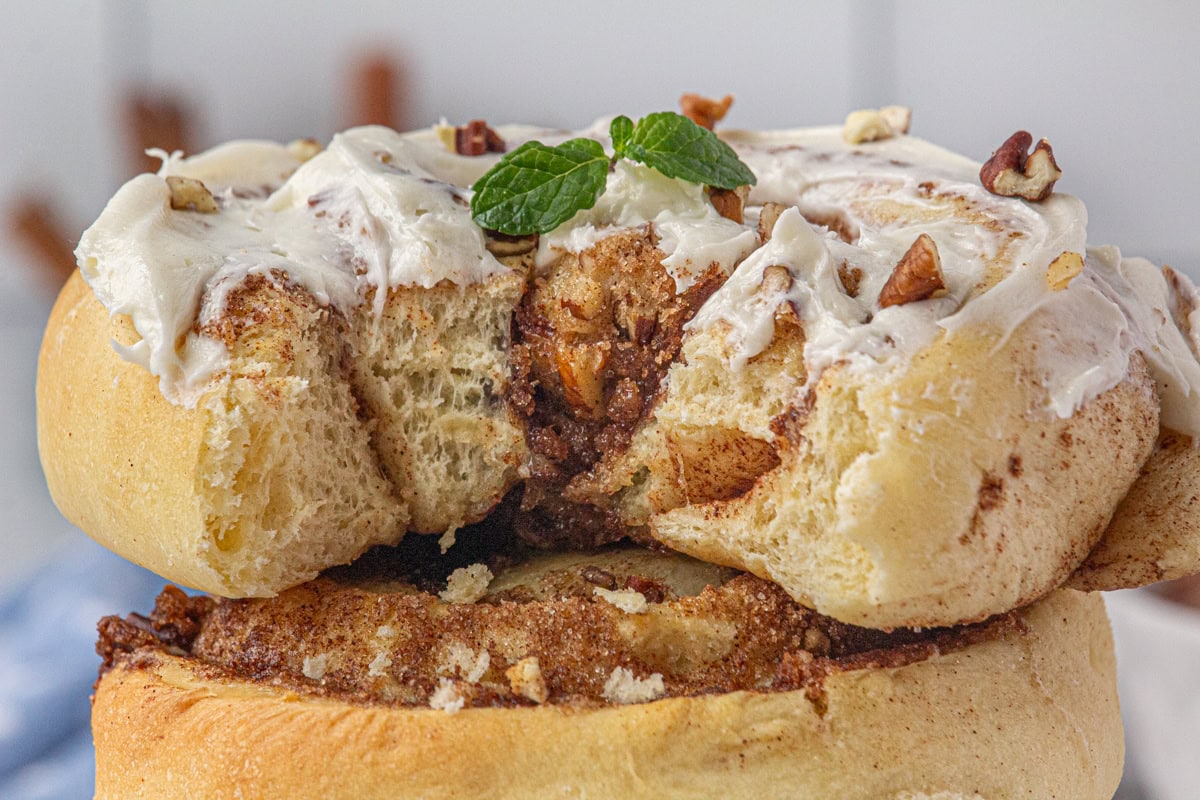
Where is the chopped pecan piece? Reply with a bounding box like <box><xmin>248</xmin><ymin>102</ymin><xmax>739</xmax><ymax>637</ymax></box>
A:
<box><xmin>165</xmin><ymin>176</ymin><xmax>218</xmax><ymax>213</ymax></box>
<box><xmin>878</xmin><ymin>234</ymin><xmax>945</xmax><ymax>308</ymax></box>
<box><xmin>623</xmin><ymin>575</ymin><xmax>668</xmax><ymax>604</ymax></box>
<box><xmin>679</xmin><ymin>93</ymin><xmax>734</xmax><ymax>130</ymax></box>
<box><xmin>709</xmin><ymin>185</ymin><xmax>748</xmax><ymax>223</ymax></box>
<box><xmin>555</xmin><ymin>341</ymin><xmax>610</xmax><ymax>417</ymax></box>
<box><xmin>979</xmin><ymin>131</ymin><xmax>1061</xmax><ymax>201</ymax></box>
<box><xmin>837</xmin><ymin>261</ymin><xmax>864</xmax><ymax>298</ymax></box>
<box><xmin>618</xmin><ymin>314</ymin><xmax>656</xmax><ymax>346</ymax></box>
<box><xmin>802</xmin><ymin>209</ymin><xmax>859</xmax><ymax>244</ymax></box>
<box><xmin>757</xmin><ymin>202</ymin><xmax>787</xmax><ymax>242</ymax></box>
<box><xmin>453</xmin><ymin>120</ymin><xmax>506</xmax><ymax>156</ymax></box>
<box><xmin>559</xmin><ymin>272</ymin><xmax>607</xmax><ymax>327</ymax></box>
<box><xmin>760</xmin><ymin>265</ymin><xmax>794</xmax><ymax>295</ymax></box>
<box><xmin>581</xmin><ymin>566</ymin><xmax>619</xmax><ymax>591</ymax></box>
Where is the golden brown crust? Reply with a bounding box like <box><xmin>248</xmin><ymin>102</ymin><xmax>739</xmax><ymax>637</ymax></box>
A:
<box><xmin>38</xmin><ymin>271</ymin><xmax>234</xmax><ymax>593</ymax></box>
<box><xmin>92</xmin><ymin>589</ymin><xmax>1122</xmax><ymax>800</ymax></box>
<box><xmin>1070</xmin><ymin>429</ymin><xmax>1200</xmax><ymax>590</ymax></box>
<box><xmin>38</xmin><ymin>271</ymin><xmax>409</xmax><ymax>596</ymax></box>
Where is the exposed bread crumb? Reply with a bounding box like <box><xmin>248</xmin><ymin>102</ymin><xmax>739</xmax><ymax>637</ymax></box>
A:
<box><xmin>368</xmin><ymin>651</ymin><xmax>393</xmax><ymax>677</ymax></box>
<box><xmin>505</xmin><ymin>657</ymin><xmax>549</xmax><ymax>704</ymax></box>
<box><xmin>602</xmin><ymin>666</ymin><xmax>665</xmax><ymax>705</ymax></box>
<box><xmin>439</xmin><ymin>643</ymin><xmax>490</xmax><ymax>683</ymax></box>
<box><xmin>439</xmin><ymin>563</ymin><xmax>493</xmax><ymax>604</ymax></box>
<box><xmin>1046</xmin><ymin>251</ymin><xmax>1084</xmax><ymax>291</ymax></box>
<box><xmin>429</xmin><ymin>678</ymin><xmax>465</xmax><ymax>714</ymax></box>
<box><xmin>593</xmin><ymin>586</ymin><xmax>649</xmax><ymax>613</ymax></box>
<box><xmin>301</xmin><ymin>653</ymin><xmax>329</xmax><ymax>681</ymax></box>
<box><xmin>843</xmin><ymin>109</ymin><xmax>893</xmax><ymax>144</ymax></box>
<box><xmin>879</xmin><ymin>105</ymin><xmax>912</xmax><ymax>135</ymax></box>
<box><xmin>803</xmin><ymin>626</ymin><xmax>832</xmax><ymax>655</ymax></box>
<box><xmin>438</xmin><ymin>525</ymin><xmax>458</xmax><ymax>554</ymax></box>
<box><xmin>434</xmin><ymin>122</ymin><xmax>456</xmax><ymax>152</ymax></box>
<box><xmin>286</xmin><ymin>138</ymin><xmax>323</xmax><ymax>163</ymax></box>
<box><xmin>375</xmin><ymin>625</ymin><xmax>396</xmax><ymax>639</ymax></box>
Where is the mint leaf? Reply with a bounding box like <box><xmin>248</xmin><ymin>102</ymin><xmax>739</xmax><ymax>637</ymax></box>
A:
<box><xmin>471</xmin><ymin>138</ymin><xmax>609</xmax><ymax>235</ymax></box>
<box><xmin>469</xmin><ymin>112</ymin><xmax>758</xmax><ymax>235</ymax></box>
<box><xmin>610</xmin><ymin>115</ymin><xmax>634</xmax><ymax>157</ymax></box>
<box><xmin>623</xmin><ymin>111</ymin><xmax>756</xmax><ymax>190</ymax></box>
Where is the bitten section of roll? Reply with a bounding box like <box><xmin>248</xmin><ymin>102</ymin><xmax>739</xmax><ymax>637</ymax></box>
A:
<box><xmin>38</xmin><ymin>267</ymin><xmax>527</xmax><ymax>597</ymax></box>
<box><xmin>91</xmin><ymin>588</ymin><xmax>1121</xmax><ymax>800</ymax></box>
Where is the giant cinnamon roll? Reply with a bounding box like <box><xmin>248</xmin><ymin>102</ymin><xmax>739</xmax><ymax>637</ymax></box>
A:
<box><xmin>38</xmin><ymin>109</ymin><xmax>1200</xmax><ymax>630</ymax></box>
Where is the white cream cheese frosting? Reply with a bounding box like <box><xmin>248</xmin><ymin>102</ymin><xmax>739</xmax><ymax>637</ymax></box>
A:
<box><xmin>75</xmin><ymin>122</ymin><xmax>756</xmax><ymax>405</ymax></box>
<box><xmin>695</xmin><ymin>126</ymin><xmax>1200</xmax><ymax>436</ymax></box>
<box><xmin>78</xmin><ymin>127</ymin><xmax>513</xmax><ymax>405</ymax></box>
<box><xmin>534</xmin><ymin>159</ymin><xmax>758</xmax><ymax>289</ymax></box>
<box><xmin>75</xmin><ymin>117</ymin><xmax>1200</xmax><ymax>436</ymax></box>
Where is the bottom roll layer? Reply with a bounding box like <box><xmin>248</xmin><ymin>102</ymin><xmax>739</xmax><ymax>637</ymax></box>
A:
<box><xmin>91</xmin><ymin>546</ymin><xmax>1122</xmax><ymax>799</ymax></box>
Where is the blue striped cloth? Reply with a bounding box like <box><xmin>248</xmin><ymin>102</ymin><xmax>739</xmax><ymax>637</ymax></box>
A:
<box><xmin>0</xmin><ymin>536</ymin><xmax>164</xmax><ymax>799</ymax></box>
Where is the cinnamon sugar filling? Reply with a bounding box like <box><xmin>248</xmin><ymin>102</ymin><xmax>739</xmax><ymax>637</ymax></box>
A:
<box><xmin>510</xmin><ymin>228</ymin><xmax>727</xmax><ymax>548</ymax></box>
<box><xmin>98</xmin><ymin>540</ymin><xmax>1020</xmax><ymax>711</ymax></box>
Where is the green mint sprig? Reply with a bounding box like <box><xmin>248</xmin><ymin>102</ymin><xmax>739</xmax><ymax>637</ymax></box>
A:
<box><xmin>470</xmin><ymin>112</ymin><xmax>756</xmax><ymax>236</ymax></box>
<box><xmin>468</xmin><ymin>138</ymin><xmax>609</xmax><ymax>238</ymax></box>
<box><xmin>611</xmin><ymin>112</ymin><xmax>757</xmax><ymax>190</ymax></box>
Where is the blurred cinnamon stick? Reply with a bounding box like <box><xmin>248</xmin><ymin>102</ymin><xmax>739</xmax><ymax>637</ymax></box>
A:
<box><xmin>1159</xmin><ymin>573</ymin><xmax>1200</xmax><ymax>609</ymax></box>
<box><xmin>8</xmin><ymin>197</ymin><xmax>77</xmax><ymax>290</ymax></box>
<box><xmin>124</xmin><ymin>90</ymin><xmax>194</xmax><ymax>175</ymax></box>
<box><xmin>346</xmin><ymin>53</ymin><xmax>409</xmax><ymax>130</ymax></box>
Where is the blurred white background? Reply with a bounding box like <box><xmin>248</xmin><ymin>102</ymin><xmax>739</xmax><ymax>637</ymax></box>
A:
<box><xmin>1</xmin><ymin>1</ymin><xmax>1198</xmax><ymax>797</ymax></box>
